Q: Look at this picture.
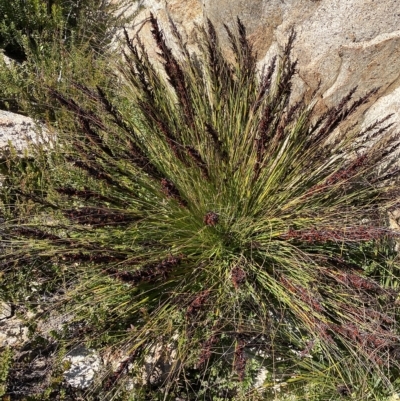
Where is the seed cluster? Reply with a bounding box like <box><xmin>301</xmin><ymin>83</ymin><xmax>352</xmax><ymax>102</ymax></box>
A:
<box><xmin>203</xmin><ymin>211</ymin><xmax>219</xmax><ymax>226</ymax></box>
<box><xmin>56</xmin><ymin>186</ymin><xmax>119</xmax><ymax>204</ymax></box>
<box><xmin>64</xmin><ymin>207</ymin><xmax>133</xmax><ymax>226</ymax></box>
<box><xmin>186</xmin><ymin>290</ymin><xmax>210</xmax><ymax>317</ymax></box>
<box><xmin>335</xmin><ymin>271</ymin><xmax>382</xmax><ymax>292</ymax></box>
<box><xmin>198</xmin><ymin>332</ymin><xmax>219</xmax><ymax>367</ymax></box>
<box><xmin>161</xmin><ymin>178</ymin><xmax>187</xmax><ymax>207</ymax></box>
<box><xmin>337</xmin><ymin>384</ymin><xmax>352</xmax><ymax>397</ymax></box>
<box><xmin>280</xmin><ymin>275</ymin><xmax>324</xmax><ymax>312</ymax></box>
<box><xmin>231</xmin><ymin>266</ymin><xmax>246</xmax><ymax>289</ymax></box>
<box><xmin>104</xmin><ymin>254</ymin><xmax>182</xmax><ymax>285</ymax></box>
<box><xmin>281</xmin><ymin>226</ymin><xmax>394</xmax><ymax>243</ymax></box>
<box><xmin>234</xmin><ymin>338</ymin><xmax>246</xmax><ymax>382</ymax></box>
<box><xmin>62</xmin><ymin>252</ymin><xmax>126</xmax><ymax>264</ymax></box>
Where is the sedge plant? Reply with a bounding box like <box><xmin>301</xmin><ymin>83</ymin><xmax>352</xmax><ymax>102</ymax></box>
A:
<box><xmin>1</xmin><ymin>16</ymin><xmax>400</xmax><ymax>400</ymax></box>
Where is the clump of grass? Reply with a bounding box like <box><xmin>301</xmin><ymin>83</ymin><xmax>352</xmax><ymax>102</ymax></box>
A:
<box><xmin>0</xmin><ymin>0</ymin><xmax>139</xmax><ymax>117</ymax></box>
<box><xmin>1</xmin><ymin>15</ymin><xmax>400</xmax><ymax>400</ymax></box>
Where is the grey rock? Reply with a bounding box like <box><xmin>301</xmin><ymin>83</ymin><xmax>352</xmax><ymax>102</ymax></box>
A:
<box><xmin>0</xmin><ymin>110</ymin><xmax>48</xmax><ymax>153</ymax></box>
<box><xmin>1</xmin><ymin>51</ymin><xmax>14</xmax><ymax>67</ymax></box>
<box><xmin>0</xmin><ymin>302</ymin><xmax>12</xmax><ymax>320</ymax></box>
<box><xmin>63</xmin><ymin>346</ymin><xmax>102</xmax><ymax>389</ymax></box>
<box><xmin>0</xmin><ymin>317</ymin><xmax>29</xmax><ymax>347</ymax></box>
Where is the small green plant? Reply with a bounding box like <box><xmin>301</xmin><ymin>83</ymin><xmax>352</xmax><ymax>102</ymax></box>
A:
<box><xmin>1</xmin><ymin>15</ymin><xmax>400</xmax><ymax>400</ymax></box>
<box><xmin>0</xmin><ymin>347</ymin><xmax>12</xmax><ymax>397</ymax></box>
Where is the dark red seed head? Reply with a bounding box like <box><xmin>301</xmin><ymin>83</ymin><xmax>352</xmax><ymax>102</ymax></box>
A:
<box><xmin>231</xmin><ymin>266</ymin><xmax>246</xmax><ymax>289</ymax></box>
<box><xmin>204</xmin><ymin>211</ymin><xmax>219</xmax><ymax>226</ymax></box>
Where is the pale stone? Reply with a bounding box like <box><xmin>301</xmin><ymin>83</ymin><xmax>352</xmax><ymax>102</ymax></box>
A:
<box><xmin>363</xmin><ymin>85</ymin><xmax>400</xmax><ymax>136</ymax></box>
<box><xmin>0</xmin><ymin>110</ymin><xmax>48</xmax><ymax>153</ymax></box>
<box><xmin>63</xmin><ymin>346</ymin><xmax>102</xmax><ymax>389</ymax></box>
<box><xmin>0</xmin><ymin>317</ymin><xmax>29</xmax><ymax>347</ymax></box>
<box><xmin>253</xmin><ymin>367</ymin><xmax>268</xmax><ymax>390</ymax></box>
<box><xmin>1</xmin><ymin>51</ymin><xmax>14</xmax><ymax>67</ymax></box>
<box><xmin>0</xmin><ymin>302</ymin><xmax>12</xmax><ymax>320</ymax></box>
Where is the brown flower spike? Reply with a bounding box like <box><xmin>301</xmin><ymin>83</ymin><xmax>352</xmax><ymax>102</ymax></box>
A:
<box><xmin>204</xmin><ymin>211</ymin><xmax>219</xmax><ymax>226</ymax></box>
